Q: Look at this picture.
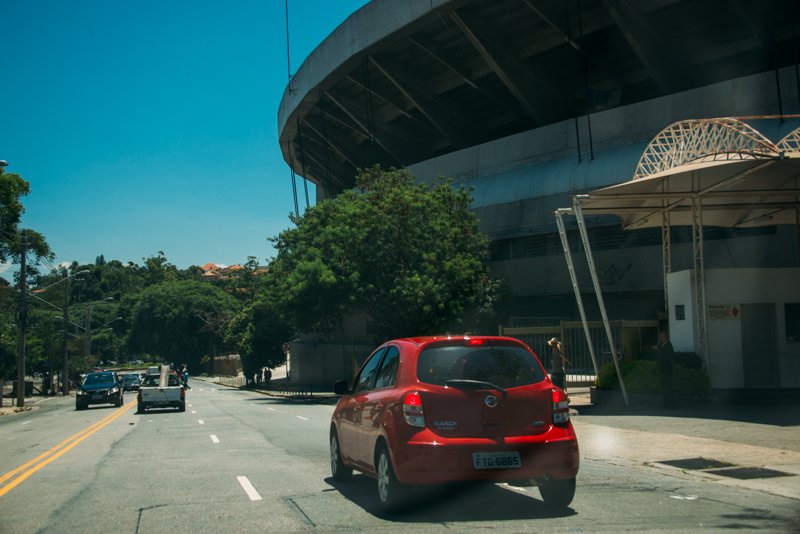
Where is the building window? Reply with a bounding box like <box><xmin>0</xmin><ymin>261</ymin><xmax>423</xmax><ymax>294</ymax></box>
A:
<box><xmin>786</xmin><ymin>303</ymin><xmax>800</xmax><ymax>343</ymax></box>
<box><xmin>675</xmin><ymin>304</ymin><xmax>685</xmax><ymax>321</ymax></box>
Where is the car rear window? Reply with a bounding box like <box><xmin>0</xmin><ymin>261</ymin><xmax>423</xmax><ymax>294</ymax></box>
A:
<box><xmin>417</xmin><ymin>343</ymin><xmax>546</xmax><ymax>388</ymax></box>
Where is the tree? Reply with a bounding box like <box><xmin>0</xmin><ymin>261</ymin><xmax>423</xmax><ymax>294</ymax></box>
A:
<box><xmin>0</xmin><ymin>166</ymin><xmax>29</xmax><ymax>263</ymax></box>
<box><xmin>226</xmin><ymin>291</ymin><xmax>293</xmax><ymax>380</ymax></box>
<box><xmin>125</xmin><ymin>280</ymin><xmax>239</xmax><ymax>371</ymax></box>
<box><xmin>269</xmin><ymin>166</ymin><xmax>499</xmax><ymax>339</ymax></box>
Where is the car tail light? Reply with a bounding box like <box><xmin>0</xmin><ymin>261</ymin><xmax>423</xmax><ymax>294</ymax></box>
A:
<box><xmin>403</xmin><ymin>392</ymin><xmax>425</xmax><ymax>428</ymax></box>
<box><xmin>467</xmin><ymin>338</ymin><xmax>484</xmax><ymax>346</ymax></box>
<box><xmin>552</xmin><ymin>388</ymin><xmax>570</xmax><ymax>424</ymax></box>
<box><xmin>180</xmin><ymin>387</ymin><xmax>185</xmax><ymax>400</ymax></box>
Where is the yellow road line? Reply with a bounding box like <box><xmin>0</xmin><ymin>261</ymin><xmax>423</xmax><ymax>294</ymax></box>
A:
<box><xmin>0</xmin><ymin>400</ymin><xmax>136</xmax><ymax>498</ymax></box>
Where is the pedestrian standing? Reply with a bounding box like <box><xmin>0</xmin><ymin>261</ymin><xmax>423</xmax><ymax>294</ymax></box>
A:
<box><xmin>657</xmin><ymin>331</ymin><xmax>676</xmax><ymax>408</ymax></box>
<box><xmin>547</xmin><ymin>337</ymin><xmax>570</xmax><ymax>391</ymax></box>
<box><xmin>256</xmin><ymin>367</ymin><xmax>263</xmax><ymax>387</ymax></box>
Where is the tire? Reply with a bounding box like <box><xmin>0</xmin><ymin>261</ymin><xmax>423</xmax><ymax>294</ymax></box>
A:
<box><xmin>75</xmin><ymin>401</ymin><xmax>84</xmax><ymax>411</ymax></box>
<box><xmin>178</xmin><ymin>401</ymin><xmax>185</xmax><ymax>412</ymax></box>
<box><xmin>330</xmin><ymin>431</ymin><xmax>352</xmax><ymax>482</ymax></box>
<box><xmin>115</xmin><ymin>395</ymin><xmax>122</xmax><ymax>407</ymax></box>
<box><xmin>137</xmin><ymin>402</ymin><xmax>144</xmax><ymax>414</ymax></box>
<box><xmin>376</xmin><ymin>446</ymin><xmax>407</xmax><ymax>513</ymax></box>
<box><xmin>538</xmin><ymin>477</ymin><xmax>576</xmax><ymax>508</ymax></box>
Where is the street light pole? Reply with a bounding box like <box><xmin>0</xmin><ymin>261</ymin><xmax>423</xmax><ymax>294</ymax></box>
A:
<box><xmin>61</xmin><ymin>274</ymin><xmax>70</xmax><ymax>395</ymax></box>
<box><xmin>83</xmin><ymin>297</ymin><xmax>113</xmax><ymax>357</ymax></box>
<box><xmin>16</xmin><ymin>238</ymin><xmax>27</xmax><ymax>407</ymax></box>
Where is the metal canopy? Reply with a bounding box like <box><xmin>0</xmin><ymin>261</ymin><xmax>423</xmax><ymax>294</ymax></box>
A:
<box><xmin>573</xmin><ymin>118</ymin><xmax>800</xmax><ymax>229</ymax></box>
<box><xmin>555</xmin><ymin>117</ymin><xmax>800</xmax><ymax>404</ymax></box>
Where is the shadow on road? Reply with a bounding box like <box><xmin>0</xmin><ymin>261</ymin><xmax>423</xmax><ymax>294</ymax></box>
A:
<box><xmin>323</xmin><ymin>475</ymin><xmax>576</xmax><ymax>522</ymax></box>
<box><xmin>575</xmin><ymin>401</ymin><xmax>800</xmax><ymax>427</ymax></box>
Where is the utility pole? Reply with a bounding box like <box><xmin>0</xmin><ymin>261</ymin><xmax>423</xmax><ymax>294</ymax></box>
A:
<box><xmin>16</xmin><ymin>238</ymin><xmax>27</xmax><ymax>408</ymax></box>
<box><xmin>62</xmin><ymin>273</ymin><xmax>70</xmax><ymax>395</ymax></box>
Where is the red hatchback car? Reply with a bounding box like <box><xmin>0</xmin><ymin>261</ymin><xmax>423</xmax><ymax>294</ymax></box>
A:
<box><xmin>330</xmin><ymin>335</ymin><xmax>579</xmax><ymax>511</ymax></box>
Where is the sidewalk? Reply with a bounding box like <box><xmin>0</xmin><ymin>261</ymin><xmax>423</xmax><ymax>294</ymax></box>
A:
<box><xmin>568</xmin><ymin>388</ymin><xmax>800</xmax><ymax>501</ymax></box>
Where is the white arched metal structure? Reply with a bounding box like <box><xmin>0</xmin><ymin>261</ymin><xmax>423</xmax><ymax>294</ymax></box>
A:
<box><xmin>556</xmin><ymin>116</ymin><xmax>800</xmax><ymax>404</ymax></box>
<box><xmin>633</xmin><ymin>118</ymin><xmax>781</xmax><ymax>180</ymax></box>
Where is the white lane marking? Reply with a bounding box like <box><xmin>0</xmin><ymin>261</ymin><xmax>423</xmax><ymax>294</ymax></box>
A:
<box><xmin>210</xmin><ymin>435</ymin><xmax>220</xmax><ymax>444</ymax></box>
<box><xmin>296</xmin><ymin>416</ymin><xmax>309</xmax><ymax>421</ymax></box>
<box><xmin>237</xmin><ymin>476</ymin><xmax>262</xmax><ymax>501</ymax></box>
<box><xmin>198</xmin><ymin>419</ymin><xmax>205</xmax><ymax>425</ymax></box>
<box><xmin>21</xmin><ymin>421</ymin><xmax>30</xmax><ymax>425</ymax></box>
<box><xmin>188</xmin><ymin>404</ymin><xmax>193</xmax><ymax>407</ymax></box>
<box><xmin>267</xmin><ymin>407</ymin><xmax>276</xmax><ymax>412</ymax></box>
<box><xmin>192</xmin><ymin>410</ymin><xmax>197</xmax><ymax>414</ymax></box>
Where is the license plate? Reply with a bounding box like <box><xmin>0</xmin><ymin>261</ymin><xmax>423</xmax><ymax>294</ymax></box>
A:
<box><xmin>91</xmin><ymin>395</ymin><xmax>102</xmax><ymax>400</ymax></box>
<box><xmin>472</xmin><ymin>452</ymin><xmax>521</xmax><ymax>470</ymax></box>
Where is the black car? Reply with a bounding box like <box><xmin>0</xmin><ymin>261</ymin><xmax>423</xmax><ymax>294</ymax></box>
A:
<box><xmin>121</xmin><ymin>373</ymin><xmax>141</xmax><ymax>391</ymax></box>
<box><xmin>76</xmin><ymin>371</ymin><xmax>124</xmax><ymax>410</ymax></box>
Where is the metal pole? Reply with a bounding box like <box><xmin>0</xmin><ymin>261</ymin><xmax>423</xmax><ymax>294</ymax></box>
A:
<box><xmin>555</xmin><ymin>209</ymin><xmax>600</xmax><ymax>376</ymax></box>
<box><xmin>573</xmin><ymin>201</ymin><xmax>629</xmax><ymax>404</ymax></box>
<box><xmin>62</xmin><ymin>275</ymin><xmax>70</xmax><ymax>395</ymax></box>
<box><xmin>16</xmin><ymin>239</ymin><xmax>28</xmax><ymax>407</ymax></box>
<box><xmin>691</xmin><ymin>194</ymin><xmax>709</xmax><ymax>362</ymax></box>
<box><xmin>662</xmin><ymin>209</ymin><xmax>671</xmax><ymax>314</ymax></box>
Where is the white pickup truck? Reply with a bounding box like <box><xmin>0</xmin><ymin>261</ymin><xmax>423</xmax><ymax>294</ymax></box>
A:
<box><xmin>137</xmin><ymin>372</ymin><xmax>186</xmax><ymax>413</ymax></box>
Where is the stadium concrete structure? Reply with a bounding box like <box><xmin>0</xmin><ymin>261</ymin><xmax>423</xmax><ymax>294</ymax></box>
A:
<box><xmin>278</xmin><ymin>0</ymin><xmax>800</xmax><ymax>390</ymax></box>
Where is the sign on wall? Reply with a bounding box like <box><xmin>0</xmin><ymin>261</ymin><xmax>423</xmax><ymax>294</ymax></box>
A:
<box><xmin>708</xmin><ymin>304</ymin><xmax>741</xmax><ymax>320</ymax></box>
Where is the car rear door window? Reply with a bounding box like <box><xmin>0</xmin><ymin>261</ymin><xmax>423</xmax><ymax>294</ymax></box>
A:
<box><xmin>374</xmin><ymin>346</ymin><xmax>400</xmax><ymax>389</ymax></box>
<box><xmin>353</xmin><ymin>348</ymin><xmax>386</xmax><ymax>392</ymax></box>
<box><xmin>417</xmin><ymin>344</ymin><xmax>546</xmax><ymax>388</ymax></box>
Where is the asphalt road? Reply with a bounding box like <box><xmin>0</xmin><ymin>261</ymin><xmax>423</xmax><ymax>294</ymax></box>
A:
<box><xmin>0</xmin><ymin>381</ymin><xmax>797</xmax><ymax>533</ymax></box>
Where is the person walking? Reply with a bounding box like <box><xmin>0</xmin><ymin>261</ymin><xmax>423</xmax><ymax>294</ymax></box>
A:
<box><xmin>256</xmin><ymin>367</ymin><xmax>263</xmax><ymax>387</ymax></box>
<box><xmin>657</xmin><ymin>331</ymin><xmax>676</xmax><ymax>408</ymax></box>
<box><xmin>547</xmin><ymin>337</ymin><xmax>570</xmax><ymax>391</ymax></box>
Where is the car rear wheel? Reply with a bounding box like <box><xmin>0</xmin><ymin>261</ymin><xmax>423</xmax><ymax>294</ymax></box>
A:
<box><xmin>376</xmin><ymin>446</ymin><xmax>406</xmax><ymax>512</ymax></box>
<box><xmin>178</xmin><ymin>401</ymin><xmax>185</xmax><ymax>412</ymax></box>
<box><xmin>330</xmin><ymin>431</ymin><xmax>352</xmax><ymax>482</ymax></box>
<box><xmin>538</xmin><ymin>477</ymin><xmax>576</xmax><ymax>508</ymax></box>
<box><xmin>137</xmin><ymin>402</ymin><xmax>144</xmax><ymax>414</ymax></box>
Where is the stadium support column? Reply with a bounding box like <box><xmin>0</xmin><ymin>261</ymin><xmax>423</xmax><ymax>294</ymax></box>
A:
<box><xmin>573</xmin><ymin>198</ymin><xmax>629</xmax><ymax>405</ymax></box>
<box><xmin>691</xmin><ymin>193</ymin><xmax>709</xmax><ymax>365</ymax></box>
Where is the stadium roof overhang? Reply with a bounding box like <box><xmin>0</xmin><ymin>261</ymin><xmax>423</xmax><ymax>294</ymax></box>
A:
<box><xmin>278</xmin><ymin>0</ymin><xmax>800</xmax><ymax>195</ymax></box>
<box><xmin>554</xmin><ymin>117</ymin><xmax>800</xmax><ymax>403</ymax></box>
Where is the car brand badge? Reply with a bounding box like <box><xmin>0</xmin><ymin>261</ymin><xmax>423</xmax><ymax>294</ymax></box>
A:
<box><xmin>484</xmin><ymin>395</ymin><xmax>498</xmax><ymax>408</ymax></box>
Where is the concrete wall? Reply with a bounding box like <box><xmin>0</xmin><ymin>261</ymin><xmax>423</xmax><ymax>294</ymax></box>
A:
<box><xmin>668</xmin><ymin>268</ymin><xmax>800</xmax><ymax>389</ymax></box>
<box><xmin>288</xmin><ymin>339</ymin><xmax>376</xmax><ymax>387</ymax></box>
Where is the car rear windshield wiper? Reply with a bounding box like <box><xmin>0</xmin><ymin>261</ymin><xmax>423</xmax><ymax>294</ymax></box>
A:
<box><xmin>445</xmin><ymin>379</ymin><xmax>507</xmax><ymax>395</ymax></box>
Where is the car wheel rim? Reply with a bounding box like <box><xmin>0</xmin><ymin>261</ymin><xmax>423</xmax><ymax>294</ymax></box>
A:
<box><xmin>330</xmin><ymin>437</ymin><xmax>339</xmax><ymax>475</ymax></box>
<box><xmin>377</xmin><ymin>453</ymin><xmax>389</xmax><ymax>503</ymax></box>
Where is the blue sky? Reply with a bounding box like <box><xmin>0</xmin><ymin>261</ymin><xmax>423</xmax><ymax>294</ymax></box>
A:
<box><xmin>1</xmin><ymin>0</ymin><xmax>369</xmax><ymax>273</ymax></box>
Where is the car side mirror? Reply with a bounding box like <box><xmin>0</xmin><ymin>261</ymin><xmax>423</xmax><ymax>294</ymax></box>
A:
<box><xmin>333</xmin><ymin>380</ymin><xmax>350</xmax><ymax>395</ymax></box>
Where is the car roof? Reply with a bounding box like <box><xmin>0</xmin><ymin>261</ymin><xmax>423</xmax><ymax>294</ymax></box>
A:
<box><xmin>398</xmin><ymin>335</ymin><xmax>527</xmax><ymax>347</ymax></box>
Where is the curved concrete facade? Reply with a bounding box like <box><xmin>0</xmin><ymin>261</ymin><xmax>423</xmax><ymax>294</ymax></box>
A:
<box><xmin>277</xmin><ymin>1</ymin><xmax>800</xmax><ymax>322</ymax></box>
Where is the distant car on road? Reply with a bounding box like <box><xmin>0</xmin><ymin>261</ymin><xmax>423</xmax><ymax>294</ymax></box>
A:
<box><xmin>120</xmin><ymin>373</ymin><xmax>141</xmax><ymax>391</ymax></box>
<box><xmin>330</xmin><ymin>335</ymin><xmax>579</xmax><ymax>512</ymax></box>
<box><xmin>76</xmin><ymin>371</ymin><xmax>124</xmax><ymax>410</ymax></box>
<box><xmin>137</xmin><ymin>373</ymin><xmax>185</xmax><ymax>413</ymax></box>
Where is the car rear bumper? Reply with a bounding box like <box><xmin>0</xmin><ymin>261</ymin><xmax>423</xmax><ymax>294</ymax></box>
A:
<box><xmin>392</xmin><ymin>426</ymin><xmax>579</xmax><ymax>485</ymax></box>
<box><xmin>78</xmin><ymin>394</ymin><xmax>120</xmax><ymax>406</ymax></box>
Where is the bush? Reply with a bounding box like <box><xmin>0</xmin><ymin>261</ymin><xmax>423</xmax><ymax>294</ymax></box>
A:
<box><xmin>596</xmin><ymin>359</ymin><xmax>710</xmax><ymax>396</ymax></box>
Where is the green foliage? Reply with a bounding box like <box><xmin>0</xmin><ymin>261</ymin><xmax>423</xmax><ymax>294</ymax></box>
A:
<box><xmin>0</xmin><ymin>167</ymin><xmax>29</xmax><ymax>263</ymax></box>
<box><xmin>269</xmin><ymin>166</ymin><xmax>498</xmax><ymax>339</ymax></box>
<box><xmin>226</xmin><ymin>294</ymin><xmax>293</xmax><ymax>379</ymax></box>
<box><xmin>596</xmin><ymin>359</ymin><xmax>710</xmax><ymax>395</ymax></box>
<box><xmin>125</xmin><ymin>280</ymin><xmax>240</xmax><ymax>371</ymax></box>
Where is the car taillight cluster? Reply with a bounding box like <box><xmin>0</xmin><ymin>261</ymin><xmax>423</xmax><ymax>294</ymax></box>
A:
<box><xmin>403</xmin><ymin>392</ymin><xmax>425</xmax><ymax>428</ymax></box>
<box><xmin>552</xmin><ymin>388</ymin><xmax>570</xmax><ymax>424</ymax></box>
